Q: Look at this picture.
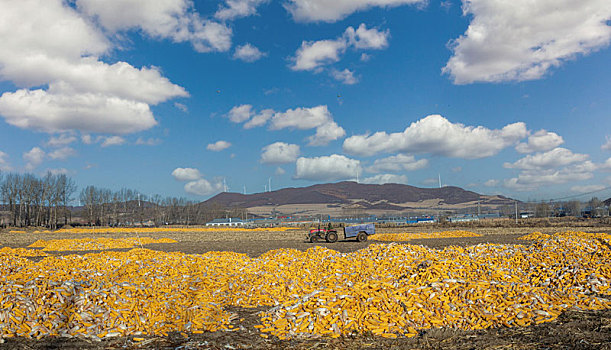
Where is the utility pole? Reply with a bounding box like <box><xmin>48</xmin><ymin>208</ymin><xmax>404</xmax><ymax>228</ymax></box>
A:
<box><xmin>438</xmin><ymin>174</ymin><xmax>442</xmax><ymax>188</ymax></box>
<box><xmin>515</xmin><ymin>200</ymin><xmax>518</xmax><ymax>225</ymax></box>
<box><xmin>268</xmin><ymin>177</ymin><xmax>272</xmax><ymax>192</ymax></box>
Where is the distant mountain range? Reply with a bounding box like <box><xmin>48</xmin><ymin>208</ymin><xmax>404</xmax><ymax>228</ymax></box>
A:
<box><xmin>201</xmin><ymin>181</ymin><xmax>515</xmax><ymax>215</ymax></box>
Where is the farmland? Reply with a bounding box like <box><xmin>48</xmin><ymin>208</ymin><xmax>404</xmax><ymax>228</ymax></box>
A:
<box><xmin>0</xmin><ymin>226</ymin><xmax>610</xmax><ymax>349</ymax></box>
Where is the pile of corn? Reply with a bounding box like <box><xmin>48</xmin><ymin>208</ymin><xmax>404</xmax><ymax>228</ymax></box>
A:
<box><xmin>27</xmin><ymin>238</ymin><xmax>177</xmax><ymax>251</ymax></box>
<box><xmin>8</xmin><ymin>230</ymin><xmax>26</xmax><ymax>234</ymax></box>
<box><xmin>371</xmin><ymin>230</ymin><xmax>481</xmax><ymax>242</ymax></box>
<box><xmin>520</xmin><ymin>231</ymin><xmax>611</xmax><ymax>242</ymax></box>
<box><xmin>0</xmin><ymin>247</ymin><xmax>48</xmax><ymax>257</ymax></box>
<box><xmin>50</xmin><ymin>227</ymin><xmax>298</xmax><ymax>234</ymax></box>
<box><xmin>0</xmin><ymin>231</ymin><xmax>609</xmax><ymax>341</ymax></box>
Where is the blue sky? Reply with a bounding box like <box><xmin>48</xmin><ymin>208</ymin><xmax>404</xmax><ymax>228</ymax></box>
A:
<box><xmin>1</xmin><ymin>0</ymin><xmax>610</xmax><ymax>202</ymax></box>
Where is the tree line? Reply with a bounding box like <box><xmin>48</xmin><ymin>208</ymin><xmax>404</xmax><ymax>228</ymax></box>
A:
<box><xmin>0</xmin><ymin>172</ymin><xmax>245</xmax><ymax>228</ymax></box>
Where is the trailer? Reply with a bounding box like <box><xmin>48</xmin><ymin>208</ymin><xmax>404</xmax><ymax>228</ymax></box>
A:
<box><xmin>307</xmin><ymin>223</ymin><xmax>375</xmax><ymax>243</ymax></box>
<box><xmin>343</xmin><ymin>223</ymin><xmax>375</xmax><ymax>242</ymax></box>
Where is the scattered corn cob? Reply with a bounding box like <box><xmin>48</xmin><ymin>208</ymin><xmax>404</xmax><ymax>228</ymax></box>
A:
<box><xmin>371</xmin><ymin>230</ymin><xmax>481</xmax><ymax>242</ymax></box>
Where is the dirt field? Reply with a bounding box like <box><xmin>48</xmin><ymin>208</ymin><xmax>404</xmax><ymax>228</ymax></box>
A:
<box><xmin>1</xmin><ymin>226</ymin><xmax>610</xmax><ymax>349</ymax></box>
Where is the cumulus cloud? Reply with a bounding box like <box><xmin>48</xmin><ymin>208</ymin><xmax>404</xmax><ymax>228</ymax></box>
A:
<box><xmin>275</xmin><ymin>167</ymin><xmax>286</xmax><ymax>175</ymax></box>
<box><xmin>602</xmin><ymin>137</ymin><xmax>611</xmax><ymax>151</ymax></box>
<box><xmin>504</xmin><ymin>162</ymin><xmax>597</xmax><ymax>191</ymax></box>
<box><xmin>227</xmin><ymin>105</ymin><xmax>345</xmax><ymax>145</ymax></box>
<box><xmin>184</xmin><ymin>178</ymin><xmax>224</xmax><ymax>196</ymax></box>
<box><xmin>344</xmin><ymin>114</ymin><xmax>527</xmax><ymax>158</ymax></box>
<box><xmin>0</xmin><ymin>90</ymin><xmax>157</xmax><ymax>134</ymax></box>
<box><xmin>361</xmin><ymin>174</ymin><xmax>408</xmax><ymax>185</ymax></box>
<box><xmin>233</xmin><ymin>43</ymin><xmax>266</xmax><ymax>62</ymax></box>
<box><xmin>46</xmin><ymin>134</ymin><xmax>77</xmax><ymax>148</ymax></box>
<box><xmin>367</xmin><ymin>154</ymin><xmax>428</xmax><ymax>173</ymax></box>
<box><xmin>294</xmin><ymin>154</ymin><xmax>361</xmax><ymax>181</ymax></box>
<box><xmin>47</xmin><ymin>168</ymin><xmax>71</xmax><ymax>175</ymax></box>
<box><xmin>0</xmin><ymin>0</ymin><xmax>188</xmax><ymax>135</ymax></box>
<box><xmin>100</xmin><ymin>136</ymin><xmax>126</xmax><ymax>147</ymax></box>
<box><xmin>504</xmin><ymin>148</ymin><xmax>589</xmax><ymax>170</ymax></box>
<box><xmin>285</xmin><ymin>0</ymin><xmax>426</xmax><ymax>22</ymax></box>
<box><xmin>515</xmin><ymin>130</ymin><xmax>564</xmax><ymax>154</ymax></box>
<box><xmin>23</xmin><ymin>147</ymin><xmax>45</xmax><ymax>171</ymax></box>
<box><xmin>261</xmin><ymin>142</ymin><xmax>300</xmax><ymax>164</ymax></box>
<box><xmin>308</xmin><ymin>121</ymin><xmax>347</xmax><ymax>146</ymax></box>
<box><xmin>0</xmin><ymin>151</ymin><xmax>11</xmax><ymax>171</ymax></box>
<box><xmin>81</xmin><ymin>135</ymin><xmax>94</xmax><ymax>144</ymax></box>
<box><xmin>207</xmin><ymin>140</ymin><xmax>232</xmax><ymax>151</ymax></box>
<box><xmin>215</xmin><ymin>0</ymin><xmax>269</xmax><ymax>20</ymax></box>
<box><xmin>570</xmin><ymin>184</ymin><xmax>606</xmax><ymax>193</ymax></box>
<box><xmin>77</xmin><ymin>0</ymin><xmax>232</xmax><ymax>52</ymax></box>
<box><xmin>174</xmin><ymin>102</ymin><xmax>188</xmax><ymax>113</ymax></box>
<box><xmin>226</xmin><ymin>104</ymin><xmax>254</xmax><ymax>123</ymax></box>
<box><xmin>244</xmin><ymin>109</ymin><xmax>274</xmax><ymax>129</ymax></box>
<box><xmin>270</xmin><ymin>106</ymin><xmax>332</xmax><ymax>130</ymax></box>
<box><xmin>172</xmin><ymin>168</ymin><xmax>202</xmax><ymax>181</ymax></box>
<box><xmin>291</xmin><ymin>24</ymin><xmax>389</xmax><ymax>72</ymax></box>
<box><xmin>48</xmin><ymin>147</ymin><xmax>77</xmax><ymax>160</ymax></box>
<box><xmin>443</xmin><ymin>0</ymin><xmax>611</xmax><ymax>84</ymax></box>
<box><xmin>330</xmin><ymin>69</ymin><xmax>358</xmax><ymax>85</ymax></box>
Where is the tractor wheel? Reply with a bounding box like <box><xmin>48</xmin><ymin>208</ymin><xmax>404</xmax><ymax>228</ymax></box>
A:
<box><xmin>309</xmin><ymin>235</ymin><xmax>317</xmax><ymax>243</ymax></box>
<box><xmin>325</xmin><ymin>231</ymin><xmax>338</xmax><ymax>243</ymax></box>
<box><xmin>356</xmin><ymin>232</ymin><xmax>367</xmax><ymax>242</ymax></box>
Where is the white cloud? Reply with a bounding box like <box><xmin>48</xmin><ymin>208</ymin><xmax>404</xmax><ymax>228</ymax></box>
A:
<box><xmin>81</xmin><ymin>134</ymin><xmax>94</xmax><ymax>145</ymax></box>
<box><xmin>484</xmin><ymin>179</ymin><xmax>499</xmax><ymax>187</ymax></box>
<box><xmin>184</xmin><ymin>178</ymin><xmax>224</xmax><ymax>196</ymax></box>
<box><xmin>215</xmin><ymin>0</ymin><xmax>269</xmax><ymax>20</ymax></box>
<box><xmin>172</xmin><ymin>168</ymin><xmax>202</xmax><ymax>181</ymax></box>
<box><xmin>46</xmin><ymin>134</ymin><xmax>77</xmax><ymax>148</ymax></box>
<box><xmin>504</xmin><ymin>148</ymin><xmax>589</xmax><ymax>170</ymax></box>
<box><xmin>0</xmin><ymin>0</ymin><xmax>188</xmax><ymax>135</ymax></box>
<box><xmin>330</xmin><ymin>69</ymin><xmax>358</xmax><ymax>85</ymax></box>
<box><xmin>233</xmin><ymin>43</ymin><xmax>266</xmax><ymax>62</ymax></box>
<box><xmin>294</xmin><ymin>154</ymin><xmax>361</xmax><ymax>181</ymax></box>
<box><xmin>345</xmin><ymin>24</ymin><xmax>390</xmax><ymax>49</ymax></box>
<box><xmin>270</xmin><ymin>105</ymin><xmax>331</xmax><ymax>130</ymax></box>
<box><xmin>291</xmin><ymin>39</ymin><xmax>347</xmax><ymax>72</ymax></box>
<box><xmin>261</xmin><ymin>142</ymin><xmax>300</xmax><ymax>164</ymax></box>
<box><xmin>136</xmin><ymin>137</ymin><xmax>162</xmax><ymax>146</ymax></box>
<box><xmin>285</xmin><ymin>0</ymin><xmax>426</xmax><ymax>22</ymax></box>
<box><xmin>0</xmin><ymin>151</ymin><xmax>11</xmax><ymax>171</ymax></box>
<box><xmin>421</xmin><ymin>178</ymin><xmax>439</xmax><ymax>186</ymax></box>
<box><xmin>601</xmin><ymin>157</ymin><xmax>611</xmax><ymax>170</ymax></box>
<box><xmin>344</xmin><ymin>114</ymin><xmax>527</xmax><ymax>158</ymax></box>
<box><xmin>174</xmin><ymin>102</ymin><xmax>188</xmax><ymax>112</ymax></box>
<box><xmin>230</xmin><ymin>105</ymin><xmax>345</xmax><ymax>145</ymax></box>
<box><xmin>77</xmin><ymin>0</ymin><xmax>232</xmax><ymax>53</ymax></box>
<box><xmin>602</xmin><ymin>137</ymin><xmax>611</xmax><ymax>151</ymax></box>
<box><xmin>0</xmin><ymin>90</ymin><xmax>157</xmax><ymax>134</ymax></box>
<box><xmin>308</xmin><ymin>121</ymin><xmax>346</xmax><ymax>146</ymax></box>
<box><xmin>504</xmin><ymin>161</ymin><xmax>597</xmax><ymax>191</ymax></box>
<box><xmin>291</xmin><ymin>24</ymin><xmax>389</xmax><ymax>72</ymax></box>
<box><xmin>367</xmin><ymin>154</ymin><xmax>428</xmax><ymax>173</ymax></box>
<box><xmin>571</xmin><ymin>184</ymin><xmax>605</xmax><ymax>193</ymax></box>
<box><xmin>275</xmin><ymin>167</ymin><xmax>286</xmax><ymax>175</ymax></box>
<box><xmin>207</xmin><ymin>140</ymin><xmax>232</xmax><ymax>151</ymax></box>
<box><xmin>48</xmin><ymin>147</ymin><xmax>77</xmax><ymax>160</ymax></box>
<box><xmin>100</xmin><ymin>136</ymin><xmax>126</xmax><ymax>147</ymax></box>
<box><xmin>226</xmin><ymin>104</ymin><xmax>254</xmax><ymax>123</ymax></box>
<box><xmin>362</xmin><ymin>174</ymin><xmax>408</xmax><ymax>185</ymax></box>
<box><xmin>23</xmin><ymin>147</ymin><xmax>45</xmax><ymax>171</ymax></box>
<box><xmin>244</xmin><ymin>109</ymin><xmax>274</xmax><ymax>129</ymax></box>
<box><xmin>515</xmin><ymin>130</ymin><xmax>564</xmax><ymax>154</ymax></box>
<box><xmin>443</xmin><ymin>0</ymin><xmax>611</xmax><ymax>84</ymax></box>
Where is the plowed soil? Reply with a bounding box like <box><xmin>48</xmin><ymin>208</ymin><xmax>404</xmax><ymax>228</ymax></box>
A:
<box><xmin>1</xmin><ymin>227</ymin><xmax>610</xmax><ymax>349</ymax></box>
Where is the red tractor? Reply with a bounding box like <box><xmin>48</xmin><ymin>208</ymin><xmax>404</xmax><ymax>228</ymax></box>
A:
<box><xmin>307</xmin><ymin>223</ymin><xmax>338</xmax><ymax>243</ymax></box>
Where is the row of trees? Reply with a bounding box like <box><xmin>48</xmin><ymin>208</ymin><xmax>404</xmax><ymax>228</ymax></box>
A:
<box><xmin>0</xmin><ymin>172</ymin><xmax>245</xmax><ymax>228</ymax></box>
<box><xmin>0</xmin><ymin>172</ymin><xmax>76</xmax><ymax>228</ymax></box>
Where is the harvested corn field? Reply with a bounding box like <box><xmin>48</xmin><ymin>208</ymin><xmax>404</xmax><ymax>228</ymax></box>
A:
<box><xmin>0</xmin><ymin>229</ymin><xmax>610</xmax><ymax>349</ymax></box>
<box><xmin>27</xmin><ymin>237</ymin><xmax>177</xmax><ymax>251</ymax></box>
<box><xmin>370</xmin><ymin>230</ymin><xmax>482</xmax><ymax>242</ymax></box>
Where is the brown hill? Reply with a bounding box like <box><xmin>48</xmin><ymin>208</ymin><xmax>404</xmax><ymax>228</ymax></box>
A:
<box><xmin>201</xmin><ymin>181</ymin><xmax>514</xmax><ymax>211</ymax></box>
